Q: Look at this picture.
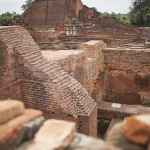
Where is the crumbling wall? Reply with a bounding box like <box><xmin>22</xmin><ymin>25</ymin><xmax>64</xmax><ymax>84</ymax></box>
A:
<box><xmin>0</xmin><ymin>35</ymin><xmax>22</xmax><ymax>100</ymax></box>
<box><xmin>53</xmin><ymin>51</ymin><xmax>89</xmax><ymax>90</ymax></box>
<box><xmin>22</xmin><ymin>0</ymin><xmax>66</xmax><ymax>27</ymax></box>
<box><xmin>103</xmin><ymin>48</ymin><xmax>150</xmax><ymax>105</ymax></box>
<box><xmin>22</xmin><ymin>0</ymin><xmax>83</xmax><ymax>28</ymax></box>
<box><xmin>65</xmin><ymin>0</ymin><xmax>83</xmax><ymax>22</ymax></box>
<box><xmin>29</xmin><ymin>29</ymin><xmax>58</xmax><ymax>43</ymax></box>
<box><xmin>79</xmin><ymin>40</ymin><xmax>107</xmax><ymax>102</ymax></box>
<box><xmin>0</xmin><ymin>26</ymin><xmax>97</xmax><ymax>137</ymax></box>
<box><xmin>42</xmin><ymin>40</ymin><xmax>107</xmax><ymax>102</ymax></box>
<box><xmin>101</xmin><ymin>17</ymin><xmax>140</xmax><ymax>35</ymax></box>
<box><xmin>86</xmin><ymin>32</ymin><xmax>140</xmax><ymax>40</ymax></box>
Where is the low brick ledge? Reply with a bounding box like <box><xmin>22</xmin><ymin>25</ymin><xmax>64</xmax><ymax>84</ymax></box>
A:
<box><xmin>98</xmin><ymin>101</ymin><xmax>150</xmax><ymax>120</ymax></box>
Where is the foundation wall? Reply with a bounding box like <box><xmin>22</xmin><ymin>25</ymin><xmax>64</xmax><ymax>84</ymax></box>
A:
<box><xmin>86</xmin><ymin>32</ymin><xmax>140</xmax><ymax>40</ymax></box>
<box><xmin>0</xmin><ymin>38</ymin><xmax>21</xmax><ymax>100</ymax></box>
<box><xmin>29</xmin><ymin>30</ymin><xmax>58</xmax><ymax>43</ymax></box>
<box><xmin>103</xmin><ymin>48</ymin><xmax>150</xmax><ymax>105</ymax></box>
<box><xmin>78</xmin><ymin>103</ymin><xmax>97</xmax><ymax>137</ymax></box>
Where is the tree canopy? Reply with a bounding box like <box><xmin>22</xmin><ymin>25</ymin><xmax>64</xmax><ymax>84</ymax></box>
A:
<box><xmin>129</xmin><ymin>0</ymin><xmax>150</xmax><ymax>26</ymax></box>
<box><xmin>21</xmin><ymin>0</ymin><xmax>33</xmax><ymax>11</ymax></box>
<box><xmin>0</xmin><ymin>12</ymin><xmax>18</xmax><ymax>26</ymax></box>
<box><xmin>102</xmin><ymin>12</ymin><xmax>131</xmax><ymax>25</ymax></box>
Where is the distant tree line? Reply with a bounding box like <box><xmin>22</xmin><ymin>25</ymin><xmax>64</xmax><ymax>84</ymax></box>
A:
<box><xmin>102</xmin><ymin>12</ymin><xmax>131</xmax><ymax>25</ymax></box>
<box><xmin>0</xmin><ymin>12</ymin><xmax>19</xmax><ymax>26</ymax></box>
<box><xmin>0</xmin><ymin>0</ymin><xmax>32</xmax><ymax>26</ymax></box>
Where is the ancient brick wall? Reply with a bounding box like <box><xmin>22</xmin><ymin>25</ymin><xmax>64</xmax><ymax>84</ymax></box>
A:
<box><xmin>42</xmin><ymin>40</ymin><xmax>107</xmax><ymax>103</ymax></box>
<box><xmin>29</xmin><ymin>29</ymin><xmax>58</xmax><ymax>43</ymax></box>
<box><xmin>0</xmin><ymin>26</ymin><xmax>97</xmax><ymax>137</ymax></box>
<box><xmin>22</xmin><ymin>0</ymin><xmax>83</xmax><ymax>28</ymax></box>
<box><xmin>65</xmin><ymin>0</ymin><xmax>83</xmax><ymax>22</ymax></box>
<box><xmin>0</xmin><ymin>34</ymin><xmax>22</xmax><ymax>100</ymax></box>
<box><xmin>22</xmin><ymin>0</ymin><xmax>66</xmax><ymax>27</ymax></box>
<box><xmin>51</xmin><ymin>51</ymin><xmax>89</xmax><ymax>91</ymax></box>
<box><xmin>86</xmin><ymin>32</ymin><xmax>140</xmax><ymax>40</ymax></box>
<box><xmin>101</xmin><ymin>17</ymin><xmax>140</xmax><ymax>35</ymax></box>
<box><xmin>103</xmin><ymin>48</ymin><xmax>150</xmax><ymax>105</ymax></box>
<box><xmin>79</xmin><ymin>41</ymin><xmax>107</xmax><ymax>102</ymax></box>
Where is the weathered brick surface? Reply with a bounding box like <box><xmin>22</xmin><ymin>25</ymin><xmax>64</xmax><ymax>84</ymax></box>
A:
<box><xmin>19</xmin><ymin>0</ymin><xmax>149</xmax><ymax>43</ymax></box>
<box><xmin>79</xmin><ymin>40</ymin><xmax>107</xmax><ymax>58</ymax></box>
<box><xmin>79</xmin><ymin>40</ymin><xmax>106</xmax><ymax>102</ymax></box>
<box><xmin>0</xmin><ymin>81</ymin><xmax>22</xmax><ymax>100</ymax></box>
<box><xmin>43</xmin><ymin>50</ymin><xmax>89</xmax><ymax>91</ymax></box>
<box><xmin>43</xmin><ymin>40</ymin><xmax>106</xmax><ymax>102</ymax></box>
<box><xmin>102</xmin><ymin>48</ymin><xmax>150</xmax><ymax>104</ymax></box>
<box><xmin>86</xmin><ymin>32</ymin><xmax>140</xmax><ymax>40</ymax></box>
<box><xmin>29</xmin><ymin>29</ymin><xmax>58</xmax><ymax>43</ymax></box>
<box><xmin>22</xmin><ymin>0</ymin><xmax>83</xmax><ymax>28</ymax></box>
<box><xmin>0</xmin><ymin>26</ymin><xmax>97</xmax><ymax>137</ymax></box>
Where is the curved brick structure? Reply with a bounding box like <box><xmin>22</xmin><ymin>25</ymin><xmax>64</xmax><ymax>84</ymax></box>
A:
<box><xmin>0</xmin><ymin>26</ymin><xmax>97</xmax><ymax>136</ymax></box>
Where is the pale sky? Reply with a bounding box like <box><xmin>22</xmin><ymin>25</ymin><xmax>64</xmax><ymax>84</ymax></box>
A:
<box><xmin>0</xmin><ymin>0</ymin><xmax>132</xmax><ymax>15</ymax></box>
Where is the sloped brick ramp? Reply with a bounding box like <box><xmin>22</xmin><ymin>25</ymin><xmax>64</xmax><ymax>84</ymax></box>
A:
<box><xmin>0</xmin><ymin>26</ymin><xmax>97</xmax><ymax>136</ymax></box>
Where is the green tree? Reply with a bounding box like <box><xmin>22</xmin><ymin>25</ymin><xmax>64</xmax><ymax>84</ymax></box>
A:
<box><xmin>110</xmin><ymin>12</ymin><xmax>117</xmax><ymax>19</ymax></box>
<box><xmin>102</xmin><ymin>11</ymin><xmax>131</xmax><ymax>25</ymax></box>
<box><xmin>0</xmin><ymin>12</ymin><xmax>17</xmax><ymax>26</ymax></box>
<box><xmin>129</xmin><ymin>0</ymin><xmax>150</xmax><ymax>26</ymax></box>
<box><xmin>102</xmin><ymin>12</ymin><xmax>109</xmax><ymax>17</ymax></box>
<box><xmin>21</xmin><ymin>0</ymin><xmax>33</xmax><ymax>11</ymax></box>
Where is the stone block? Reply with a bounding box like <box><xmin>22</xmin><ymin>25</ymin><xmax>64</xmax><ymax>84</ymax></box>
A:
<box><xmin>125</xmin><ymin>114</ymin><xmax>150</xmax><ymax>145</ymax></box>
<box><xmin>67</xmin><ymin>133</ymin><xmax>104</xmax><ymax>150</ymax></box>
<box><xmin>102</xmin><ymin>122</ymin><xmax>145</xmax><ymax>150</ymax></box>
<box><xmin>27</xmin><ymin>119</ymin><xmax>75</xmax><ymax>150</ymax></box>
<box><xmin>0</xmin><ymin>100</ymin><xmax>24</xmax><ymax>124</ymax></box>
<box><xmin>0</xmin><ymin>109</ymin><xmax>43</xmax><ymax>150</ymax></box>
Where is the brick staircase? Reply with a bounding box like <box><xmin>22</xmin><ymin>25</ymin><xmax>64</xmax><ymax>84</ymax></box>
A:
<box><xmin>59</xmin><ymin>35</ymin><xmax>81</xmax><ymax>49</ymax></box>
<box><xmin>39</xmin><ymin>40</ymin><xmax>66</xmax><ymax>50</ymax></box>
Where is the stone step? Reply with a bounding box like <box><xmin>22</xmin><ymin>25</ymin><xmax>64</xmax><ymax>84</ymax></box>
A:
<box><xmin>97</xmin><ymin>101</ymin><xmax>150</xmax><ymax>137</ymax></box>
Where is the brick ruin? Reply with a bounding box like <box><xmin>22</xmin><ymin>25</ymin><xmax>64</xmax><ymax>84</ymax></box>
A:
<box><xmin>1</xmin><ymin>0</ymin><xmax>150</xmax><ymax>141</ymax></box>
<box><xmin>0</xmin><ymin>26</ymin><xmax>97</xmax><ymax>137</ymax></box>
<box><xmin>13</xmin><ymin>0</ymin><xmax>150</xmax><ymax>49</ymax></box>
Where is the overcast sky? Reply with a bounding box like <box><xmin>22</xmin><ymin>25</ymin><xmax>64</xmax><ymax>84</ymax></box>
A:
<box><xmin>0</xmin><ymin>0</ymin><xmax>132</xmax><ymax>15</ymax></box>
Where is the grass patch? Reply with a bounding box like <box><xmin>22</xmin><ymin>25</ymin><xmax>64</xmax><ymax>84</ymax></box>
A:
<box><xmin>93</xmin><ymin>52</ymin><xmax>103</xmax><ymax>60</ymax></box>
